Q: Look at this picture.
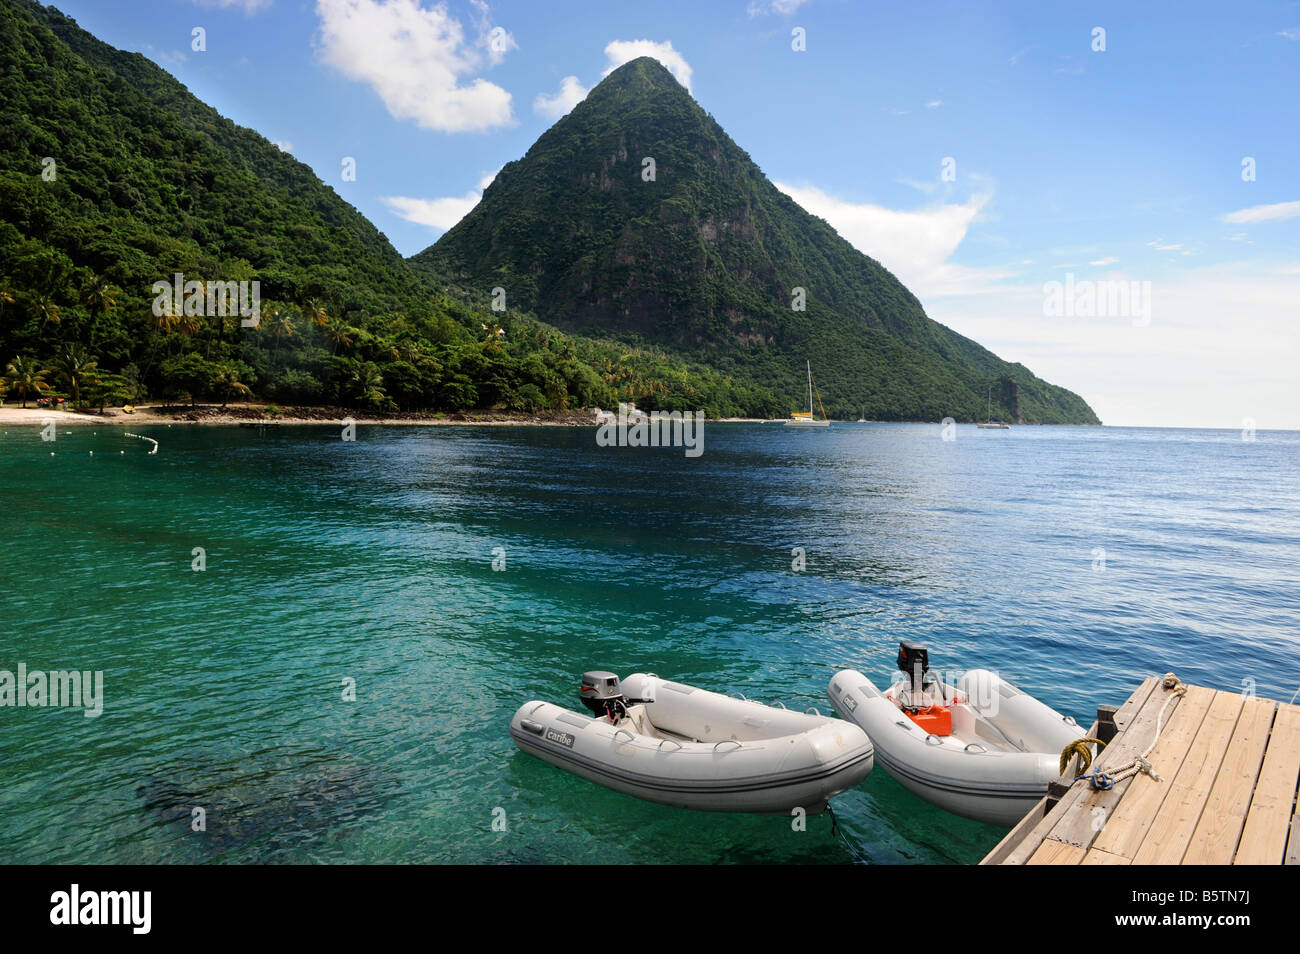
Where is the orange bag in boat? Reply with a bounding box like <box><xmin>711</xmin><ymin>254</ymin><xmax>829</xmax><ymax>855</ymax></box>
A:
<box><xmin>906</xmin><ymin>705</ymin><xmax>953</xmax><ymax>736</ymax></box>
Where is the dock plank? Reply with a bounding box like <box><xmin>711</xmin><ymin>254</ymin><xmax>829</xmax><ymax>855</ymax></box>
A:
<box><xmin>1131</xmin><ymin>690</ymin><xmax>1245</xmax><ymax>864</ymax></box>
<box><xmin>1039</xmin><ymin>675</ymin><xmax>1182</xmax><ymax>851</ymax></box>
<box><xmin>1236</xmin><ymin>703</ymin><xmax>1300</xmax><ymax>865</ymax></box>
<box><xmin>1089</xmin><ymin>685</ymin><xmax>1216</xmax><ymax>860</ymax></box>
<box><xmin>995</xmin><ymin>676</ymin><xmax>1160</xmax><ymax>864</ymax></box>
<box><xmin>981</xmin><ymin>796</ymin><xmax>1049</xmax><ymax>866</ymax></box>
<box><xmin>983</xmin><ymin>679</ymin><xmax>1300</xmax><ymax>866</ymax></box>
<box><xmin>1081</xmin><ymin>846</ymin><xmax>1130</xmax><ymax>865</ymax></box>
<box><xmin>1182</xmin><ymin>697</ymin><xmax>1276</xmax><ymax>864</ymax></box>
<box><xmin>1027</xmin><ymin>839</ymin><xmax>1085</xmax><ymax>865</ymax></box>
<box><xmin>997</xmin><ymin>809</ymin><xmax>1064</xmax><ymax>866</ymax></box>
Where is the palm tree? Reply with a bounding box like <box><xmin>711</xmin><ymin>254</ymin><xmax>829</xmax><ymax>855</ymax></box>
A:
<box><xmin>303</xmin><ymin>298</ymin><xmax>329</xmax><ymax>327</ymax></box>
<box><xmin>32</xmin><ymin>295</ymin><xmax>61</xmax><ymax>334</ymax></box>
<box><xmin>175</xmin><ymin>311</ymin><xmax>204</xmax><ymax>338</ymax></box>
<box><xmin>385</xmin><ymin>341</ymin><xmax>421</xmax><ymax>363</ymax></box>
<box><xmin>262</xmin><ymin>309</ymin><xmax>296</xmax><ymax>359</ymax></box>
<box><xmin>82</xmin><ymin>279</ymin><xmax>118</xmax><ymax>315</ymax></box>
<box><xmin>350</xmin><ymin>363</ymin><xmax>387</xmax><ymax>408</ymax></box>
<box><xmin>211</xmin><ymin>364</ymin><xmax>252</xmax><ymax>409</ymax></box>
<box><xmin>50</xmin><ymin>343</ymin><xmax>98</xmax><ymax>406</ymax></box>
<box><xmin>149</xmin><ymin>305</ymin><xmax>181</xmax><ymax>335</ymax></box>
<box><xmin>323</xmin><ymin>318</ymin><xmax>354</xmax><ymax>355</ymax></box>
<box><xmin>4</xmin><ymin>356</ymin><xmax>51</xmax><ymax>408</ymax></box>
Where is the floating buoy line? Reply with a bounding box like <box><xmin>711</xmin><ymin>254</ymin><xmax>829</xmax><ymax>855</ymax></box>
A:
<box><xmin>123</xmin><ymin>432</ymin><xmax>159</xmax><ymax>454</ymax></box>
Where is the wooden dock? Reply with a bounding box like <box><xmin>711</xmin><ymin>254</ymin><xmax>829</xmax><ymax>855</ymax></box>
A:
<box><xmin>982</xmin><ymin>674</ymin><xmax>1300</xmax><ymax>865</ymax></box>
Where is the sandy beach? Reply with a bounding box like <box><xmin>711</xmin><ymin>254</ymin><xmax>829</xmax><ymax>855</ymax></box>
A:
<box><xmin>0</xmin><ymin>402</ymin><xmax>780</xmax><ymax>428</ymax></box>
<box><xmin>0</xmin><ymin>403</ymin><xmax>599</xmax><ymax>428</ymax></box>
<box><xmin>0</xmin><ymin>403</ymin><xmax>778</xmax><ymax>429</ymax></box>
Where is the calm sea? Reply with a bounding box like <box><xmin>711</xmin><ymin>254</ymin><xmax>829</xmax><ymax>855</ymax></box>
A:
<box><xmin>1</xmin><ymin>422</ymin><xmax>1297</xmax><ymax>864</ymax></box>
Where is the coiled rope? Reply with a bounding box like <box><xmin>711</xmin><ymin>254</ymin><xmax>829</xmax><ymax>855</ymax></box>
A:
<box><xmin>1059</xmin><ymin>737</ymin><xmax>1107</xmax><ymax>776</ymax></box>
<box><xmin>1065</xmin><ymin>673</ymin><xmax>1186</xmax><ymax>791</ymax></box>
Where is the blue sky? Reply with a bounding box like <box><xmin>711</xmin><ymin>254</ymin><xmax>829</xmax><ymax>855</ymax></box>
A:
<box><xmin>44</xmin><ymin>0</ymin><xmax>1300</xmax><ymax>427</ymax></box>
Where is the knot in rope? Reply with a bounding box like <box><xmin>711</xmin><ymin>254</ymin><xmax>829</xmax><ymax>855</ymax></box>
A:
<box><xmin>1068</xmin><ymin>673</ymin><xmax>1183</xmax><ymax>791</ymax></box>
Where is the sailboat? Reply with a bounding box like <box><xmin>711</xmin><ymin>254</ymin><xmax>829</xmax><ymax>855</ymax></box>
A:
<box><xmin>785</xmin><ymin>361</ymin><xmax>831</xmax><ymax>427</ymax></box>
<box><xmin>976</xmin><ymin>383</ymin><xmax>1011</xmax><ymax>429</ymax></box>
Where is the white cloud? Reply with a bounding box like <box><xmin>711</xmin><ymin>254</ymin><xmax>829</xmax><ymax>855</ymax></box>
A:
<box><xmin>602</xmin><ymin>40</ymin><xmax>693</xmax><ymax>92</ymax></box>
<box><xmin>774</xmin><ymin>181</ymin><xmax>1003</xmax><ymax>296</ymax></box>
<box><xmin>770</xmin><ymin>182</ymin><xmax>1298</xmax><ymax>427</ymax></box>
<box><xmin>191</xmin><ymin>0</ymin><xmax>273</xmax><ymax>12</ymax></box>
<box><xmin>747</xmin><ymin>0</ymin><xmax>811</xmax><ymax>14</ymax></box>
<box><xmin>925</xmin><ymin>100</ymin><xmax>942</xmax><ymax>109</ymax></box>
<box><xmin>898</xmin><ymin>177</ymin><xmax>939</xmax><ymax>195</ymax></box>
<box><xmin>144</xmin><ymin>45</ymin><xmax>188</xmax><ymax>66</ymax></box>
<box><xmin>926</xmin><ymin>264</ymin><xmax>1300</xmax><ymax>428</ymax></box>
<box><xmin>1278</xmin><ymin>28</ymin><xmax>1300</xmax><ymax>40</ymax></box>
<box><xmin>1147</xmin><ymin>239</ymin><xmax>1182</xmax><ymax>251</ymax></box>
<box><xmin>382</xmin><ymin>169</ymin><xmax>500</xmax><ymax>232</ymax></box>
<box><xmin>313</xmin><ymin>0</ymin><xmax>513</xmax><ymax>134</ymax></box>
<box><xmin>534</xmin><ymin>75</ymin><xmax>590</xmax><ymax>119</ymax></box>
<box><xmin>469</xmin><ymin>0</ymin><xmax>517</xmax><ymax>66</ymax></box>
<box><xmin>1221</xmin><ymin>200</ymin><xmax>1300</xmax><ymax>224</ymax></box>
<box><xmin>272</xmin><ymin>140</ymin><xmax>293</xmax><ymax>152</ymax></box>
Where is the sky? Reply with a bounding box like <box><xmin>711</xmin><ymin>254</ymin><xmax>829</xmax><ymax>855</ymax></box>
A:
<box><xmin>42</xmin><ymin>0</ymin><xmax>1300</xmax><ymax>428</ymax></box>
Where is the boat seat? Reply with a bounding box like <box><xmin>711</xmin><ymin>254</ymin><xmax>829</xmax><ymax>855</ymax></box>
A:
<box><xmin>632</xmin><ymin>706</ymin><xmax>700</xmax><ymax>743</ymax></box>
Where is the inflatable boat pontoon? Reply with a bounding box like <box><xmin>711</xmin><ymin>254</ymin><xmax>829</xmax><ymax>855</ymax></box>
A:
<box><xmin>828</xmin><ymin>642</ymin><xmax>1085</xmax><ymax>826</ymax></box>
<box><xmin>511</xmin><ymin>671</ymin><xmax>874</xmax><ymax>814</ymax></box>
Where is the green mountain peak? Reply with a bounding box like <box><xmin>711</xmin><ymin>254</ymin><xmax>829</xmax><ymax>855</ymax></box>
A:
<box><xmin>413</xmin><ymin>54</ymin><xmax>1099</xmax><ymax>424</ymax></box>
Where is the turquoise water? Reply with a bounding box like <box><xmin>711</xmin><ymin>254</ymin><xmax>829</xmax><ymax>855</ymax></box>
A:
<box><xmin>1</xmin><ymin>422</ymin><xmax>1297</xmax><ymax>864</ymax></box>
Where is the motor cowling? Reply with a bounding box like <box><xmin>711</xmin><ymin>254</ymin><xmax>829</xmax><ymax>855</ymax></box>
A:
<box><xmin>580</xmin><ymin>671</ymin><xmax>628</xmax><ymax>721</ymax></box>
<box><xmin>896</xmin><ymin>641</ymin><xmax>935</xmax><ymax>710</ymax></box>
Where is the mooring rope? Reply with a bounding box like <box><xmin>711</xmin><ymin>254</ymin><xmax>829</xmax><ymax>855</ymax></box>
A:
<box><xmin>826</xmin><ymin>803</ymin><xmax>872</xmax><ymax>865</ymax></box>
<box><xmin>1068</xmin><ymin>673</ymin><xmax>1186</xmax><ymax>791</ymax></box>
<box><xmin>1059</xmin><ymin>737</ymin><xmax>1107</xmax><ymax>776</ymax></box>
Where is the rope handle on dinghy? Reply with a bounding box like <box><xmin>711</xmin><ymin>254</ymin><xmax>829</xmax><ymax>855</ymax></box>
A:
<box><xmin>713</xmin><ymin>739</ymin><xmax>743</xmax><ymax>752</ymax></box>
<box><xmin>1064</xmin><ymin>673</ymin><xmax>1186</xmax><ymax>790</ymax></box>
<box><xmin>613</xmin><ymin>728</ymin><xmax>635</xmax><ymax>743</ymax></box>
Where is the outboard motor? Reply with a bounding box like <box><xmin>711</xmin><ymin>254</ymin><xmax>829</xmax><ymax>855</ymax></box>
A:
<box><xmin>896</xmin><ymin>641</ymin><xmax>934</xmax><ymax>711</ymax></box>
<box><xmin>580</xmin><ymin>671</ymin><xmax>629</xmax><ymax>722</ymax></box>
